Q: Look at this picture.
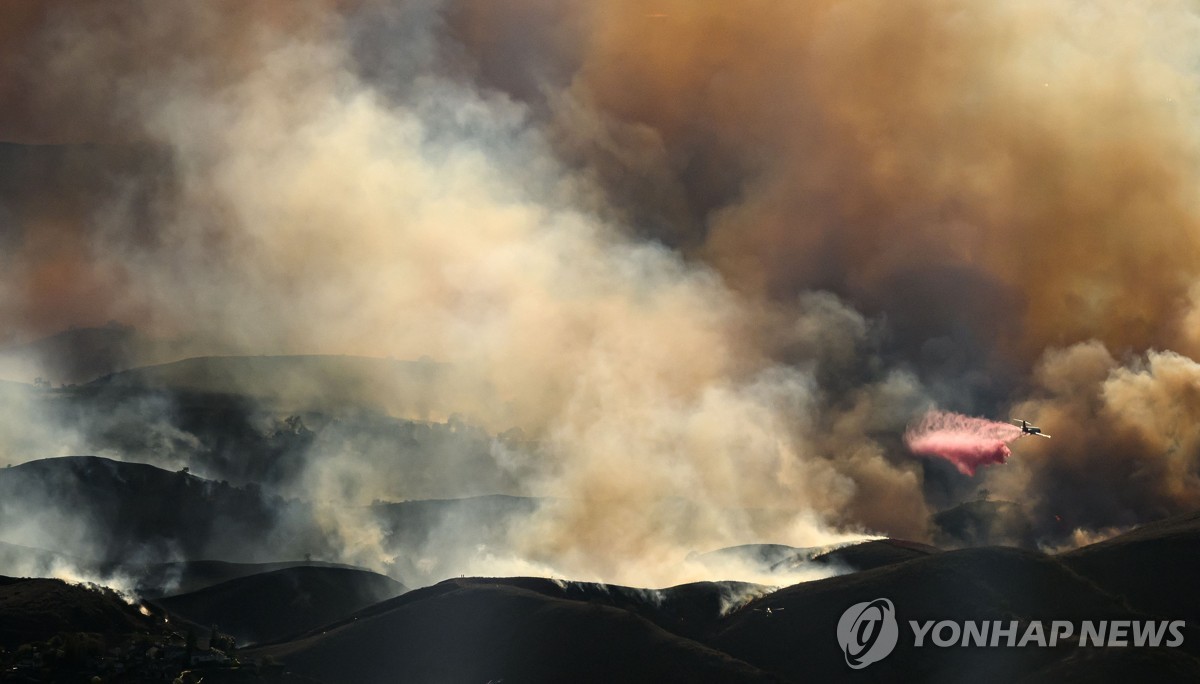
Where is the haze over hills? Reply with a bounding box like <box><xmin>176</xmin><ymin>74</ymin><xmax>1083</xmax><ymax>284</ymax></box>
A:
<box><xmin>0</xmin><ymin>329</ymin><xmax>456</xmax><ymax>415</ymax></box>
<box><xmin>8</xmin><ymin>0</ymin><xmax>1200</xmax><ymax>680</ymax></box>
<box><xmin>0</xmin><ymin>352</ymin><xmax>1197</xmax><ymax>681</ymax></box>
<box><xmin>0</xmin><ymin>455</ymin><xmax>311</xmax><ymax>565</ymax></box>
<box><xmin>0</xmin><ymin>455</ymin><xmax>549</xmax><ymax>586</ymax></box>
<box><xmin>1</xmin><ymin>446</ymin><xmax>1199</xmax><ymax>680</ymax></box>
<box><xmin>693</xmin><ymin>538</ymin><xmax>942</xmax><ymax>577</ymax></box>
<box><xmin>0</xmin><ymin>323</ymin><xmax>179</xmax><ymax>385</ymax></box>
<box><xmin>87</xmin><ymin>353</ymin><xmax>456</xmax><ymax>417</ymax></box>
<box><xmin>1</xmin><ymin>354</ymin><xmax>532</xmax><ymax>494</ymax></box>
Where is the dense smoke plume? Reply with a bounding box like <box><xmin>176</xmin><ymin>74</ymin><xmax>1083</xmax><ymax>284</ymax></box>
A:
<box><xmin>3</xmin><ymin>0</ymin><xmax>1200</xmax><ymax>583</ymax></box>
<box><xmin>988</xmin><ymin>343</ymin><xmax>1200</xmax><ymax>540</ymax></box>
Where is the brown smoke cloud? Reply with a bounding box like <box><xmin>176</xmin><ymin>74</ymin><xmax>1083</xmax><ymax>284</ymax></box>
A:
<box><xmin>449</xmin><ymin>0</ymin><xmax>1200</xmax><ymax>550</ymax></box>
<box><xmin>0</xmin><ymin>0</ymin><xmax>345</xmax><ymax>338</ymax></box>
<box><xmin>988</xmin><ymin>342</ymin><xmax>1200</xmax><ymax>538</ymax></box>
<box><xmin>4</xmin><ymin>0</ymin><xmax>1200</xmax><ymax>579</ymax></box>
<box><xmin>454</xmin><ymin>0</ymin><xmax>1200</xmax><ymax>363</ymax></box>
<box><xmin>0</xmin><ymin>0</ymin><xmax>349</xmax><ymax>144</ymax></box>
<box><xmin>0</xmin><ymin>0</ymin><xmax>932</xmax><ymax>585</ymax></box>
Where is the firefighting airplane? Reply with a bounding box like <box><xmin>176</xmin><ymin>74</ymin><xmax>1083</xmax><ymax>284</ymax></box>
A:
<box><xmin>1012</xmin><ymin>419</ymin><xmax>1051</xmax><ymax>439</ymax></box>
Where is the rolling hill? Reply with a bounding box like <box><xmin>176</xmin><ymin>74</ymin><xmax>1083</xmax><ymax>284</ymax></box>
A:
<box><xmin>695</xmin><ymin>538</ymin><xmax>941</xmax><ymax>577</ymax></box>
<box><xmin>243</xmin><ymin>513</ymin><xmax>1200</xmax><ymax>683</ymax></box>
<box><xmin>155</xmin><ymin>566</ymin><xmax>406</xmax><ymax>645</ymax></box>
<box><xmin>1060</xmin><ymin>511</ymin><xmax>1200</xmax><ymax>621</ymax></box>
<box><xmin>2</xmin><ymin>451</ymin><xmax>1200</xmax><ymax>682</ymax></box>
<box><xmin>87</xmin><ymin>354</ymin><xmax>453</xmax><ymax>417</ymax></box>
<box><xmin>249</xmin><ymin>580</ymin><xmax>785</xmax><ymax>684</ymax></box>
<box><xmin>0</xmin><ymin>576</ymin><xmax>158</xmax><ymax>647</ymax></box>
<box><xmin>0</xmin><ymin>455</ymin><xmax>316</xmax><ymax>564</ymax></box>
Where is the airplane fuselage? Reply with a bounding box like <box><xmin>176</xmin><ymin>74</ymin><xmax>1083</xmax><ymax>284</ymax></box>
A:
<box><xmin>1012</xmin><ymin>419</ymin><xmax>1051</xmax><ymax>439</ymax></box>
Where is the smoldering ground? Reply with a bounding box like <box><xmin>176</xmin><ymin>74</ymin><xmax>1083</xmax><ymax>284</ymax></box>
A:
<box><xmin>2</xmin><ymin>0</ymin><xmax>1200</xmax><ymax>585</ymax></box>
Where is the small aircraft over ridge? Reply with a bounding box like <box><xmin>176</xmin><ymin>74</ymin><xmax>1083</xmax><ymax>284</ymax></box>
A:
<box><xmin>1012</xmin><ymin>419</ymin><xmax>1051</xmax><ymax>439</ymax></box>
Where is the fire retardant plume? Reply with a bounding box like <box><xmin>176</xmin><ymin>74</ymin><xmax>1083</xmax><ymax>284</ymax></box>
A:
<box><xmin>905</xmin><ymin>411</ymin><xmax>1024</xmax><ymax>476</ymax></box>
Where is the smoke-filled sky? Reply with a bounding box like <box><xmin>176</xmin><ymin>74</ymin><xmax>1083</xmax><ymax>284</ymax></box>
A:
<box><xmin>3</xmin><ymin>0</ymin><xmax>1200</xmax><ymax>583</ymax></box>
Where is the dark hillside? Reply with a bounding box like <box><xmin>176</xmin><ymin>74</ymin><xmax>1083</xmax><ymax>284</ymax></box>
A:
<box><xmin>1061</xmin><ymin>510</ymin><xmax>1200</xmax><ymax>620</ymax></box>
<box><xmin>0</xmin><ymin>576</ymin><xmax>156</xmax><ymax>647</ymax></box>
<box><xmin>250</xmin><ymin>580</ymin><xmax>783</xmax><ymax>684</ymax></box>
<box><xmin>156</xmin><ymin>566</ymin><xmax>406</xmax><ymax>645</ymax></box>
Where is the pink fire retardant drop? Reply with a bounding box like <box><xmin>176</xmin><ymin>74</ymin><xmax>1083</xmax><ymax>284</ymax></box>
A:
<box><xmin>904</xmin><ymin>410</ymin><xmax>1025</xmax><ymax>476</ymax></box>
